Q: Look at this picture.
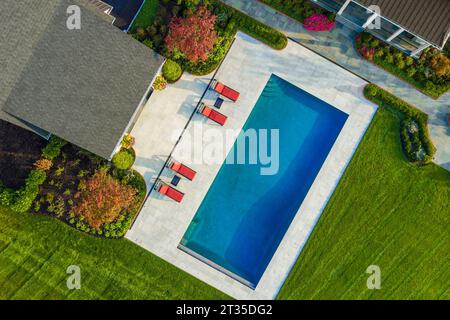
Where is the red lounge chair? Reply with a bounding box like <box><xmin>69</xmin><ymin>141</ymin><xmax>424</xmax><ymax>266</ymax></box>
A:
<box><xmin>155</xmin><ymin>181</ymin><xmax>184</xmax><ymax>203</ymax></box>
<box><xmin>199</xmin><ymin>104</ymin><xmax>227</xmax><ymax>126</ymax></box>
<box><xmin>168</xmin><ymin>160</ymin><xmax>196</xmax><ymax>181</ymax></box>
<box><xmin>211</xmin><ymin>80</ymin><xmax>240</xmax><ymax>102</ymax></box>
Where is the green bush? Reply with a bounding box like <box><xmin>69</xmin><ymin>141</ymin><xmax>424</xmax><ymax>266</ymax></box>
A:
<box><xmin>229</xmin><ymin>10</ymin><xmax>287</xmax><ymax>50</ymax></box>
<box><xmin>400</xmin><ymin>118</ymin><xmax>424</xmax><ymax>162</ymax></box>
<box><xmin>370</xmin><ymin>39</ymin><xmax>380</xmax><ymax>48</ymax></box>
<box><xmin>407</xmin><ymin>67</ymin><xmax>417</xmax><ymax>77</ymax></box>
<box><xmin>0</xmin><ymin>187</ymin><xmax>15</xmax><ymax>207</ymax></box>
<box><xmin>162</xmin><ymin>59</ymin><xmax>183</xmax><ymax>83</ymax></box>
<box><xmin>42</xmin><ymin>136</ymin><xmax>67</xmax><ymax>160</ymax></box>
<box><xmin>375</xmin><ymin>48</ymin><xmax>384</xmax><ymax>58</ymax></box>
<box><xmin>112</xmin><ymin>149</ymin><xmax>135</xmax><ymax>170</ymax></box>
<box><xmin>10</xmin><ymin>170</ymin><xmax>47</xmax><ymax>213</ymax></box>
<box><xmin>365</xmin><ymin>85</ymin><xmax>378</xmax><ymax>97</ymax></box>
<box><xmin>384</xmin><ymin>53</ymin><xmax>394</xmax><ymax>64</ymax></box>
<box><xmin>396</xmin><ymin>59</ymin><xmax>406</xmax><ymax>70</ymax></box>
<box><xmin>126</xmin><ymin>171</ymin><xmax>147</xmax><ymax>201</ymax></box>
<box><xmin>405</xmin><ymin>56</ymin><xmax>414</xmax><ymax>66</ymax></box>
<box><xmin>356</xmin><ymin>32</ymin><xmax>450</xmax><ymax>98</ymax></box>
<box><xmin>364</xmin><ymin>84</ymin><xmax>436</xmax><ymax>164</ymax></box>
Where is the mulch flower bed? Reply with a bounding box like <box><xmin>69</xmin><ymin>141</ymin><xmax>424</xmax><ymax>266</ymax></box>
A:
<box><xmin>0</xmin><ymin>120</ymin><xmax>47</xmax><ymax>189</ymax></box>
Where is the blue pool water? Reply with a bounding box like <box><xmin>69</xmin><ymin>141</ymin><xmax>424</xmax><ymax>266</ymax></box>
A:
<box><xmin>180</xmin><ymin>75</ymin><xmax>348</xmax><ymax>288</ymax></box>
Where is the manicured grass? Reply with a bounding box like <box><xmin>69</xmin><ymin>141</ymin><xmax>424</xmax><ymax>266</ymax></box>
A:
<box><xmin>279</xmin><ymin>109</ymin><xmax>450</xmax><ymax>299</ymax></box>
<box><xmin>0</xmin><ymin>207</ymin><xmax>230</xmax><ymax>299</ymax></box>
<box><xmin>1</xmin><ymin>109</ymin><xmax>448</xmax><ymax>300</ymax></box>
<box><xmin>130</xmin><ymin>0</ymin><xmax>159</xmax><ymax>31</ymax></box>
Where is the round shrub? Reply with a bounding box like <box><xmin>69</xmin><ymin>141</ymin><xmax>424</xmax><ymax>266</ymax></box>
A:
<box><xmin>135</xmin><ymin>27</ymin><xmax>146</xmax><ymax>41</ymax></box>
<box><xmin>365</xmin><ymin>85</ymin><xmax>379</xmax><ymax>97</ymax></box>
<box><xmin>407</xmin><ymin>67</ymin><xmax>417</xmax><ymax>77</ymax></box>
<box><xmin>112</xmin><ymin>149</ymin><xmax>135</xmax><ymax>170</ymax></box>
<box><xmin>394</xmin><ymin>52</ymin><xmax>404</xmax><ymax>61</ymax></box>
<box><xmin>370</xmin><ymin>39</ymin><xmax>380</xmax><ymax>48</ymax></box>
<box><xmin>375</xmin><ymin>48</ymin><xmax>384</xmax><ymax>58</ymax></box>
<box><xmin>162</xmin><ymin>59</ymin><xmax>182</xmax><ymax>83</ymax></box>
<box><xmin>146</xmin><ymin>25</ymin><xmax>157</xmax><ymax>37</ymax></box>
<box><xmin>396</xmin><ymin>59</ymin><xmax>406</xmax><ymax>70</ymax></box>
<box><xmin>385</xmin><ymin>53</ymin><xmax>394</xmax><ymax>64</ymax></box>
<box><xmin>405</xmin><ymin>56</ymin><xmax>414</xmax><ymax>66</ymax></box>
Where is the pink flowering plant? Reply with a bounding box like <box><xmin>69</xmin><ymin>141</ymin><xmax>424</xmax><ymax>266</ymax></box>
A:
<box><xmin>355</xmin><ymin>34</ymin><xmax>376</xmax><ymax>61</ymax></box>
<box><xmin>303</xmin><ymin>13</ymin><xmax>336</xmax><ymax>32</ymax></box>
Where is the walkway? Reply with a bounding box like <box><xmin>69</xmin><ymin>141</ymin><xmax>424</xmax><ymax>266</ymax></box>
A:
<box><xmin>222</xmin><ymin>0</ymin><xmax>450</xmax><ymax>170</ymax></box>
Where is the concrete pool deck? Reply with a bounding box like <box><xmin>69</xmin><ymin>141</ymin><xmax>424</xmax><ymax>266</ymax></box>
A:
<box><xmin>126</xmin><ymin>32</ymin><xmax>378</xmax><ymax>299</ymax></box>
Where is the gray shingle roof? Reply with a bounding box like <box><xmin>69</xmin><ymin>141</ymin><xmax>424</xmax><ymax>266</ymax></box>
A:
<box><xmin>357</xmin><ymin>0</ymin><xmax>450</xmax><ymax>48</ymax></box>
<box><xmin>0</xmin><ymin>0</ymin><xmax>164</xmax><ymax>159</ymax></box>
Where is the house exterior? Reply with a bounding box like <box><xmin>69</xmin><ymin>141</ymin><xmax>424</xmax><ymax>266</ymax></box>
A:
<box><xmin>312</xmin><ymin>0</ymin><xmax>450</xmax><ymax>56</ymax></box>
<box><xmin>87</xmin><ymin>0</ymin><xmax>114</xmax><ymax>16</ymax></box>
<box><xmin>98</xmin><ymin>0</ymin><xmax>146</xmax><ymax>31</ymax></box>
<box><xmin>0</xmin><ymin>0</ymin><xmax>165</xmax><ymax>160</ymax></box>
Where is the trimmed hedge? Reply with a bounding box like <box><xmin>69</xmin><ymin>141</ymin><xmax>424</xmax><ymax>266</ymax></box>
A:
<box><xmin>1</xmin><ymin>170</ymin><xmax>47</xmax><ymax>213</ymax></box>
<box><xmin>162</xmin><ymin>59</ymin><xmax>183</xmax><ymax>83</ymax></box>
<box><xmin>0</xmin><ymin>135</ymin><xmax>67</xmax><ymax>212</ymax></box>
<box><xmin>213</xmin><ymin>1</ymin><xmax>287</xmax><ymax>50</ymax></box>
<box><xmin>364</xmin><ymin>84</ymin><xmax>436</xmax><ymax>164</ymax></box>
<box><xmin>260</xmin><ymin>0</ymin><xmax>332</xmax><ymax>24</ymax></box>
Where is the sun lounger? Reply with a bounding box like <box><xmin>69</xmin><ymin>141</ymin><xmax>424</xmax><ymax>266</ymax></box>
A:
<box><xmin>167</xmin><ymin>159</ymin><xmax>197</xmax><ymax>181</ymax></box>
<box><xmin>155</xmin><ymin>180</ymin><xmax>184</xmax><ymax>203</ymax></box>
<box><xmin>211</xmin><ymin>79</ymin><xmax>240</xmax><ymax>102</ymax></box>
<box><xmin>198</xmin><ymin>103</ymin><xmax>227</xmax><ymax>126</ymax></box>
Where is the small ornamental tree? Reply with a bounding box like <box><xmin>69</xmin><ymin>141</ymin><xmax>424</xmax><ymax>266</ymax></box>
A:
<box><xmin>165</xmin><ymin>6</ymin><xmax>217</xmax><ymax>63</ymax></box>
<box><xmin>34</xmin><ymin>158</ymin><xmax>53</xmax><ymax>171</ymax></box>
<box><xmin>74</xmin><ymin>170</ymin><xmax>136</xmax><ymax>229</ymax></box>
<box><xmin>430</xmin><ymin>53</ymin><xmax>450</xmax><ymax>77</ymax></box>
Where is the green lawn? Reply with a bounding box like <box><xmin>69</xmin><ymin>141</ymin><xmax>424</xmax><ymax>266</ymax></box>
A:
<box><xmin>279</xmin><ymin>108</ymin><xmax>450</xmax><ymax>299</ymax></box>
<box><xmin>0</xmin><ymin>108</ymin><xmax>448</xmax><ymax>300</ymax></box>
<box><xmin>0</xmin><ymin>207</ymin><xmax>229</xmax><ymax>299</ymax></box>
<box><xmin>130</xmin><ymin>0</ymin><xmax>159</xmax><ymax>31</ymax></box>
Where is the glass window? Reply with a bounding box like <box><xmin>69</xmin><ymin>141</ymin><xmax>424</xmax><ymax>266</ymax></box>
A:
<box><xmin>392</xmin><ymin>31</ymin><xmax>428</xmax><ymax>54</ymax></box>
<box><xmin>369</xmin><ymin>17</ymin><xmax>400</xmax><ymax>42</ymax></box>
<box><xmin>340</xmin><ymin>1</ymin><xmax>373</xmax><ymax>27</ymax></box>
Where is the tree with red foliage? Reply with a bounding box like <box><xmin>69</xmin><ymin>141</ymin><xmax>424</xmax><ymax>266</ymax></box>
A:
<box><xmin>165</xmin><ymin>6</ymin><xmax>217</xmax><ymax>63</ymax></box>
<box><xmin>74</xmin><ymin>170</ymin><xmax>136</xmax><ymax>229</ymax></box>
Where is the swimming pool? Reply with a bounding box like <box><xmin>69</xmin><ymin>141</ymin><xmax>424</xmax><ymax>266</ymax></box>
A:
<box><xmin>180</xmin><ymin>75</ymin><xmax>348</xmax><ymax>288</ymax></box>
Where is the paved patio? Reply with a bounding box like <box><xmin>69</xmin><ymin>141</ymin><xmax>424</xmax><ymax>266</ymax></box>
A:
<box><xmin>222</xmin><ymin>0</ymin><xmax>450</xmax><ymax>170</ymax></box>
<box><xmin>127</xmin><ymin>32</ymin><xmax>377</xmax><ymax>299</ymax></box>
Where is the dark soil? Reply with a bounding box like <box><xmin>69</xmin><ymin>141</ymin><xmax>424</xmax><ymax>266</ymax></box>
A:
<box><xmin>0</xmin><ymin>120</ymin><xmax>47</xmax><ymax>189</ymax></box>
